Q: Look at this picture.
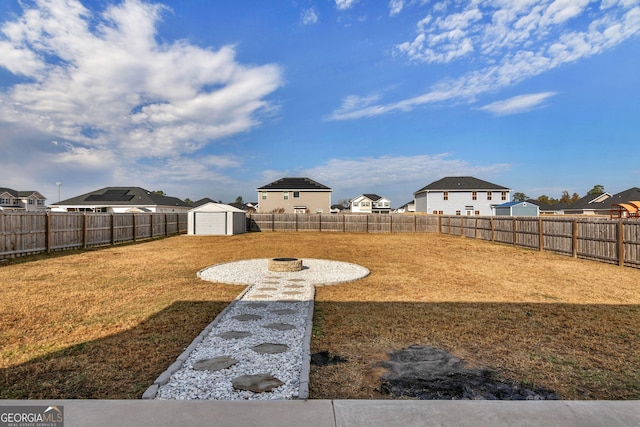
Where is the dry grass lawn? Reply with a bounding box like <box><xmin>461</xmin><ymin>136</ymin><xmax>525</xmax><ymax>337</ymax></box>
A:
<box><xmin>1</xmin><ymin>232</ymin><xmax>639</xmax><ymax>399</ymax></box>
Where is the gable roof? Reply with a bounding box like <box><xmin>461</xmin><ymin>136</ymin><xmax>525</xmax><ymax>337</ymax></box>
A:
<box><xmin>362</xmin><ymin>193</ymin><xmax>384</xmax><ymax>201</ymax></box>
<box><xmin>606</xmin><ymin>187</ymin><xmax>640</xmax><ymax>206</ymax></box>
<box><xmin>565</xmin><ymin>192</ymin><xmax>612</xmax><ymax>210</ymax></box>
<box><xmin>193</xmin><ymin>197</ymin><xmax>216</xmax><ymax>207</ymax></box>
<box><xmin>257</xmin><ymin>177</ymin><xmax>331</xmax><ymax>191</ymax></box>
<box><xmin>0</xmin><ymin>188</ymin><xmax>45</xmax><ymax>199</ymax></box>
<box><xmin>53</xmin><ymin>187</ymin><xmax>189</xmax><ymax>207</ymax></box>
<box><xmin>414</xmin><ymin>176</ymin><xmax>510</xmax><ymax>194</ymax></box>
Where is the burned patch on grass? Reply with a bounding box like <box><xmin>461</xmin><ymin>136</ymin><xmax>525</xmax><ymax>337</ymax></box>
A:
<box><xmin>378</xmin><ymin>345</ymin><xmax>559</xmax><ymax>400</ymax></box>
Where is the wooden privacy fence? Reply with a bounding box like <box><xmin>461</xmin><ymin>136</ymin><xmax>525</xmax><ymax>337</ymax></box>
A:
<box><xmin>247</xmin><ymin>213</ymin><xmax>640</xmax><ymax>268</ymax></box>
<box><xmin>0</xmin><ymin>212</ymin><xmax>188</xmax><ymax>258</ymax></box>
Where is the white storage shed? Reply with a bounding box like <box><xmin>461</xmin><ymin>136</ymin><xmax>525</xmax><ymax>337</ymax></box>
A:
<box><xmin>188</xmin><ymin>203</ymin><xmax>246</xmax><ymax>235</ymax></box>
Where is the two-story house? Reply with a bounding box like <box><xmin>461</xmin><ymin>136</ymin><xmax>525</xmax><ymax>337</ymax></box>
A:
<box><xmin>350</xmin><ymin>194</ymin><xmax>391</xmax><ymax>214</ymax></box>
<box><xmin>257</xmin><ymin>177</ymin><xmax>332</xmax><ymax>214</ymax></box>
<box><xmin>414</xmin><ymin>176</ymin><xmax>511</xmax><ymax>216</ymax></box>
<box><xmin>0</xmin><ymin>188</ymin><xmax>47</xmax><ymax>211</ymax></box>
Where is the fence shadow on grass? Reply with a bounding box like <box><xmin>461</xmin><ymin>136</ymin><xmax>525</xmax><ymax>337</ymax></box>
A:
<box><xmin>0</xmin><ymin>301</ymin><xmax>230</xmax><ymax>399</ymax></box>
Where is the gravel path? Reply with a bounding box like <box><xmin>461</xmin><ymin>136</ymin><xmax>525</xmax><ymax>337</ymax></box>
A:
<box><xmin>143</xmin><ymin>258</ymin><xmax>369</xmax><ymax>400</ymax></box>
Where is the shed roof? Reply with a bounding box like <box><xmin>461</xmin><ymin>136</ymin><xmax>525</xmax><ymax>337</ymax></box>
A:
<box><xmin>189</xmin><ymin>202</ymin><xmax>245</xmax><ymax>213</ymax></box>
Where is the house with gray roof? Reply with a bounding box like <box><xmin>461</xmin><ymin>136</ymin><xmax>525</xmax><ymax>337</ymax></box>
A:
<box><xmin>350</xmin><ymin>194</ymin><xmax>391</xmax><ymax>214</ymax></box>
<box><xmin>257</xmin><ymin>177</ymin><xmax>332</xmax><ymax>214</ymax></box>
<box><xmin>49</xmin><ymin>187</ymin><xmax>190</xmax><ymax>213</ymax></box>
<box><xmin>0</xmin><ymin>188</ymin><xmax>47</xmax><ymax>211</ymax></box>
<box><xmin>413</xmin><ymin>176</ymin><xmax>511</xmax><ymax>216</ymax></box>
<box><xmin>561</xmin><ymin>192</ymin><xmax>612</xmax><ymax>216</ymax></box>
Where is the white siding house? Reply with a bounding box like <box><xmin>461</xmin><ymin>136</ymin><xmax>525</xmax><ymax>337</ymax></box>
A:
<box><xmin>350</xmin><ymin>194</ymin><xmax>391</xmax><ymax>214</ymax></box>
<box><xmin>414</xmin><ymin>177</ymin><xmax>511</xmax><ymax>216</ymax></box>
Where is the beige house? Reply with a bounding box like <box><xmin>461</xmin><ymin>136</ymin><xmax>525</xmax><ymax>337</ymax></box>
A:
<box><xmin>257</xmin><ymin>177</ymin><xmax>332</xmax><ymax>214</ymax></box>
<box><xmin>0</xmin><ymin>188</ymin><xmax>47</xmax><ymax>211</ymax></box>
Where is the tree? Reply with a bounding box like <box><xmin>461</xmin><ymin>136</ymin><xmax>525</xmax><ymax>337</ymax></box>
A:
<box><xmin>184</xmin><ymin>198</ymin><xmax>193</xmax><ymax>206</ymax></box>
<box><xmin>537</xmin><ymin>195</ymin><xmax>559</xmax><ymax>205</ymax></box>
<box><xmin>235</xmin><ymin>196</ymin><xmax>244</xmax><ymax>204</ymax></box>
<box><xmin>336</xmin><ymin>198</ymin><xmax>351</xmax><ymax>208</ymax></box>
<box><xmin>512</xmin><ymin>192</ymin><xmax>528</xmax><ymax>202</ymax></box>
<box><xmin>587</xmin><ymin>184</ymin><xmax>605</xmax><ymax>195</ymax></box>
<box><xmin>150</xmin><ymin>190</ymin><xmax>165</xmax><ymax>196</ymax></box>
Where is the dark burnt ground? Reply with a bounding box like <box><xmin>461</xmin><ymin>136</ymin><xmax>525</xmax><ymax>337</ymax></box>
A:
<box><xmin>378</xmin><ymin>345</ymin><xmax>559</xmax><ymax>400</ymax></box>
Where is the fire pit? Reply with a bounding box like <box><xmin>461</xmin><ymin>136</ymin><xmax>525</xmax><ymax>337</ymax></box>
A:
<box><xmin>268</xmin><ymin>257</ymin><xmax>303</xmax><ymax>272</ymax></box>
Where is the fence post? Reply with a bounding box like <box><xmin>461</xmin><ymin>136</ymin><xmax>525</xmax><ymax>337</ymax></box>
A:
<box><xmin>538</xmin><ymin>217</ymin><xmax>543</xmax><ymax>251</ymax></box>
<box><xmin>150</xmin><ymin>214</ymin><xmax>154</xmax><ymax>239</ymax></box>
<box><xmin>343</xmin><ymin>214</ymin><xmax>346</xmax><ymax>232</ymax></box>
<box><xmin>414</xmin><ymin>214</ymin><xmax>417</xmax><ymax>233</ymax></box>
<box><xmin>490</xmin><ymin>217</ymin><xmax>495</xmax><ymax>242</ymax></box>
<box><xmin>165</xmin><ymin>214</ymin><xmax>169</xmax><ymax>236</ymax></box>
<box><xmin>366</xmin><ymin>215</ymin><xmax>369</xmax><ymax>233</ymax></box>
<box><xmin>82</xmin><ymin>213</ymin><xmax>88</xmax><ymax>249</ymax></box>
<box><xmin>512</xmin><ymin>217</ymin><xmax>517</xmax><ymax>246</ymax></box>
<box><xmin>111</xmin><ymin>214</ymin><xmax>115</xmax><ymax>245</ymax></box>
<box><xmin>319</xmin><ymin>214</ymin><xmax>322</xmax><ymax>232</ymax></box>
<box><xmin>572</xmin><ymin>219</ymin><xmax>578</xmax><ymax>258</ymax></box>
<box><xmin>46</xmin><ymin>212</ymin><xmax>51</xmax><ymax>253</ymax></box>
<box><xmin>438</xmin><ymin>215</ymin><xmax>442</xmax><ymax>234</ymax></box>
<box><xmin>271</xmin><ymin>213</ymin><xmax>275</xmax><ymax>232</ymax></box>
<box><xmin>618</xmin><ymin>220</ymin><xmax>625</xmax><ymax>267</ymax></box>
<box><xmin>133</xmin><ymin>214</ymin><xmax>137</xmax><ymax>242</ymax></box>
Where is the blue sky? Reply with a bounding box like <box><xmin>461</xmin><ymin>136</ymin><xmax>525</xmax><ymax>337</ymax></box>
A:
<box><xmin>1</xmin><ymin>0</ymin><xmax>639</xmax><ymax>206</ymax></box>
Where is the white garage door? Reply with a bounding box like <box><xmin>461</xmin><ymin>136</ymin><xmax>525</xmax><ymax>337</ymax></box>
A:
<box><xmin>194</xmin><ymin>212</ymin><xmax>227</xmax><ymax>235</ymax></box>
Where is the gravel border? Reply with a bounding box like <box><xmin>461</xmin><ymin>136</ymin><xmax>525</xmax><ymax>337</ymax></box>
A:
<box><xmin>143</xmin><ymin>258</ymin><xmax>369</xmax><ymax>400</ymax></box>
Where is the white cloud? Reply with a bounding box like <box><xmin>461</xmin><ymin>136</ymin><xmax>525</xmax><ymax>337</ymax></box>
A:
<box><xmin>335</xmin><ymin>0</ymin><xmax>359</xmax><ymax>11</ymax></box>
<box><xmin>389</xmin><ymin>0</ymin><xmax>405</xmax><ymax>16</ymax></box>
<box><xmin>0</xmin><ymin>0</ymin><xmax>283</xmax><ymax>168</ymax></box>
<box><xmin>331</xmin><ymin>1</ymin><xmax>640</xmax><ymax>120</ymax></box>
<box><xmin>480</xmin><ymin>91</ymin><xmax>558</xmax><ymax>115</ymax></box>
<box><xmin>301</xmin><ymin>8</ymin><xmax>319</xmax><ymax>25</ymax></box>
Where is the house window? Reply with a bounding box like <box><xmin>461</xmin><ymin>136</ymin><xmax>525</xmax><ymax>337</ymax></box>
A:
<box><xmin>455</xmin><ymin>210</ymin><xmax>461</xmax><ymax>215</ymax></box>
<box><xmin>0</xmin><ymin>198</ymin><xmax>9</xmax><ymax>204</ymax></box>
<box><xmin>293</xmin><ymin>191</ymin><xmax>300</xmax><ymax>198</ymax></box>
<box><xmin>283</xmin><ymin>191</ymin><xmax>289</xmax><ymax>200</ymax></box>
<box><xmin>487</xmin><ymin>192</ymin><xmax>492</xmax><ymax>200</ymax></box>
<box><xmin>261</xmin><ymin>192</ymin><xmax>268</xmax><ymax>200</ymax></box>
<box><xmin>433</xmin><ymin>210</ymin><xmax>438</xmax><ymax>214</ymax></box>
<box><xmin>501</xmin><ymin>191</ymin><xmax>508</xmax><ymax>201</ymax></box>
<box><xmin>475</xmin><ymin>210</ymin><xmax>480</xmax><ymax>215</ymax></box>
<box><xmin>443</xmin><ymin>192</ymin><xmax>449</xmax><ymax>200</ymax></box>
<box><xmin>439</xmin><ymin>210</ymin><xmax>443</xmax><ymax>215</ymax></box>
<box><xmin>29</xmin><ymin>199</ymin><xmax>34</xmax><ymax>205</ymax></box>
<box><xmin>472</xmin><ymin>191</ymin><xmax>477</xmax><ymax>200</ymax></box>
<box><xmin>37</xmin><ymin>200</ymin><xmax>44</xmax><ymax>206</ymax></box>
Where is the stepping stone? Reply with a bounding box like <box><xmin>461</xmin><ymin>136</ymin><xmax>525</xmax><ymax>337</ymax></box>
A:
<box><xmin>285</xmin><ymin>285</ymin><xmax>304</xmax><ymax>289</ymax></box>
<box><xmin>287</xmin><ymin>278</ymin><xmax>306</xmax><ymax>282</ymax></box>
<box><xmin>251</xmin><ymin>343</ymin><xmax>289</xmax><ymax>354</ymax></box>
<box><xmin>248</xmin><ymin>294</ymin><xmax>271</xmax><ymax>299</ymax></box>
<box><xmin>257</xmin><ymin>287</ymin><xmax>278</xmax><ymax>291</ymax></box>
<box><xmin>262</xmin><ymin>281</ymin><xmax>280</xmax><ymax>284</ymax></box>
<box><xmin>262</xmin><ymin>323</ymin><xmax>296</xmax><ymax>331</ymax></box>
<box><xmin>244</xmin><ymin>303</ymin><xmax>267</xmax><ymax>309</ymax></box>
<box><xmin>232</xmin><ymin>314</ymin><xmax>262</xmax><ymax>321</ymax></box>
<box><xmin>218</xmin><ymin>331</ymin><xmax>252</xmax><ymax>339</ymax></box>
<box><xmin>192</xmin><ymin>356</ymin><xmax>238</xmax><ymax>372</ymax></box>
<box><xmin>283</xmin><ymin>291</ymin><xmax>303</xmax><ymax>295</ymax></box>
<box><xmin>232</xmin><ymin>374</ymin><xmax>284</xmax><ymax>393</ymax></box>
<box><xmin>272</xmin><ymin>309</ymin><xmax>297</xmax><ymax>315</ymax></box>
